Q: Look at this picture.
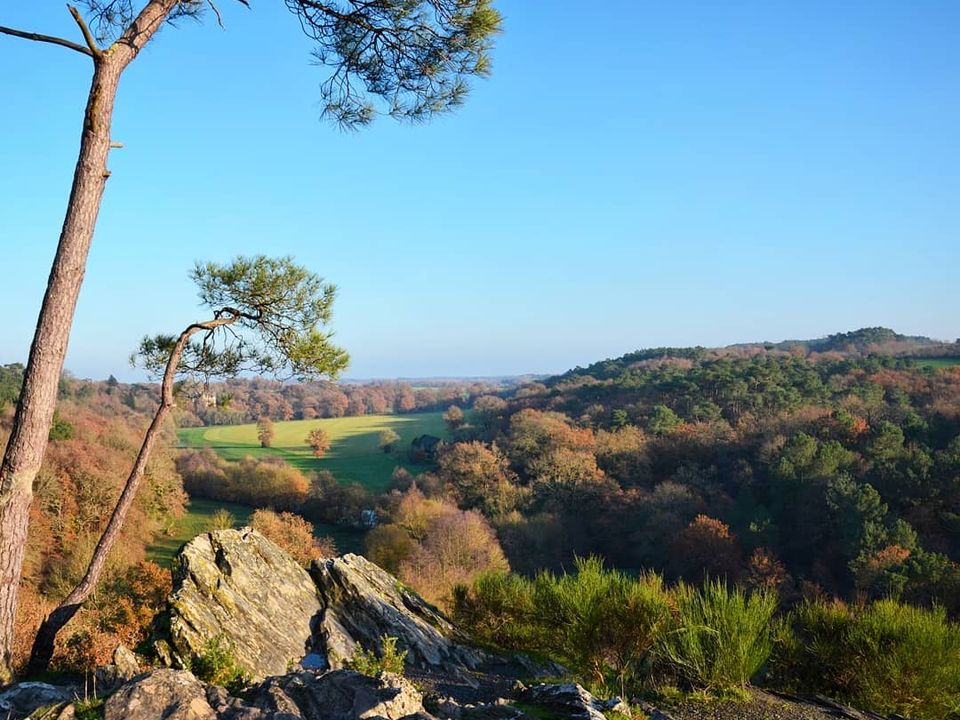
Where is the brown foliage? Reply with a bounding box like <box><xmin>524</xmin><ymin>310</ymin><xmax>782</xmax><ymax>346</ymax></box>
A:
<box><xmin>671</xmin><ymin>515</ymin><xmax>743</xmax><ymax>581</ymax></box>
<box><xmin>177</xmin><ymin>450</ymin><xmax>310</xmax><ymax>510</ymax></box>
<box><xmin>307</xmin><ymin>427</ymin><xmax>332</xmax><ymax>457</ymax></box>
<box><xmin>436</xmin><ymin>441</ymin><xmax>521</xmax><ymax>515</ymax></box>
<box><xmin>595</xmin><ymin>426</ymin><xmax>650</xmax><ymax>486</ymax></box>
<box><xmin>366</xmin><ymin>487</ymin><xmax>508</xmax><ymax>609</ymax></box>
<box><xmin>251</xmin><ymin>509</ymin><xmax>336</xmax><ymax>566</ymax></box>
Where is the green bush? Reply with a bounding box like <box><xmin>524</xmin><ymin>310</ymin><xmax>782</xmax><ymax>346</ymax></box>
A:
<box><xmin>191</xmin><ymin>635</ymin><xmax>248</xmax><ymax>691</ymax></box>
<box><xmin>346</xmin><ymin>635</ymin><xmax>407</xmax><ymax>676</ymax></box>
<box><xmin>658</xmin><ymin>580</ymin><xmax>777</xmax><ymax>693</ymax></box>
<box><xmin>773</xmin><ymin>598</ymin><xmax>960</xmax><ymax>720</ymax></box>
<box><xmin>452</xmin><ymin>571</ymin><xmax>537</xmax><ymax>649</ymax></box>
<box><xmin>532</xmin><ymin>557</ymin><xmax>673</xmax><ymax>693</ymax></box>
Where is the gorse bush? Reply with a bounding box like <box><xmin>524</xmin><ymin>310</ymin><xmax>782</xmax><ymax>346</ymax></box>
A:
<box><xmin>454</xmin><ymin>557</ymin><xmax>673</xmax><ymax>695</ymax></box>
<box><xmin>533</xmin><ymin>557</ymin><xmax>672</xmax><ymax>693</ymax></box>
<box><xmin>346</xmin><ymin>635</ymin><xmax>407</xmax><ymax>676</ymax></box>
<box><xmin>191</xmin><ymin>635</ymin><xmax>248</xmax><ymax>691</ymax></box>
<box><xmin>455</xmin><ymin>560</ymin><xmax>960</xmax><ymax>711</ymax></box>
<box><xmin>658</xmin><ymin>580</ymin><xmax>777</xmax><ymax>694</ymax></box>
<box><xmin>451</xmin><ymin>571</ymin><xmax>537</xmax><ymax>649</ymax></box>
<box><xmin>773</xmin><ymin>598</ymin><xmax>960</xmax><ymax>720</ymax></box>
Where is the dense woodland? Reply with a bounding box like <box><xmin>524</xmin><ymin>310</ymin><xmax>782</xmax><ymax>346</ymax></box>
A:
<box><xmin>452</xmin><ymin>335</ymin><xmax>960</xmax><ymax>611</ymax></box>
<box><xmin>174</xmin><ymin>377</ymin><xmax>516</xmax><ymax>426</ymax></box>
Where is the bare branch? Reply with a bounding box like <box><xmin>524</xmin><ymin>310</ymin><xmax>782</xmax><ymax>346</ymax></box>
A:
<box><xmin>67</xmin><ymin>4</ymin><xmax>103</xmax><ymax>58</ymax></box>
<box><xmin>0</xmin><ymin>24</ymin><xmax>93</xmax><ymax>57</ymax></box>
<box><xmin>206</xmin><ymin>0</ymin><xmax>225</xmax><ymax>29</ymax></box>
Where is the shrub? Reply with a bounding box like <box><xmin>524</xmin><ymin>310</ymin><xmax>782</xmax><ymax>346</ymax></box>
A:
<box><xmin>250</xmin><ymin>509</ymin><xmax>336</xmax><ymax>566</ymax></box>
<box><xmin>191</xmin><ymin>635</ymin><xmax>248</xmax><ymax>690</ymax></box>
<box><xmin>345</xmin><ymin>635</ymin><xmax>407</xmax><ymax>676</ymax></box>
<box><xmin>533</xmin><ymin>557</ymin><xmax>673</xmax><ymax>693</ymax></box>
<box><xmin>365</xmin><ymin>525</ymin><xmax>416</xmax><ymax>575</ymax></box>
<box><xmin>452</xmin><ymin>571</ymin><xmax>537</xmax><ymax>650</ymax></box>
<box><xmin>208</xmin><ymin>508</ymin><xmax>236</xmax><ymax>531</ymax></box>
<box><xmin>773</xmin><ymin>598</ymin><xmax>960</xmax><ymax>720</ymax></box>
<box><xmin>658</xmin><ymin>580</ymin><xmax>777</xmax><ymax>693</ymax></box>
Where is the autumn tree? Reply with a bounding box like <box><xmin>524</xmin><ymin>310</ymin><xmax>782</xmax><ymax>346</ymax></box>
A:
<box><xmin>437</xmin><ymin>441</ymin><xmax>521</xmax><ymax>516</ymax></box>
<box><xmin>27</xmin><ymin>255</ymin><xmax>349</xmax><ymax>672</ymax></box>
<box><xmin>250</xmin><ymin>509</ymin><xmax>336</xmax><ymax>567</ymax></box>
<box><xmin>257</xmin><ymin>417</ymin><xmax>275</xmax><ymax>449</ymax></box>
<box><xmin>0</xmin><ymin>0</ymin><xmax>501</xmax><ymax>680</ymax></box>
<box><xmin>379</xmin><ymin>428</ymin><xmax>401</xmax><ymax>453</ymax></box>
<box><xmin>443</xmin><ymin>405</ymin><xmax>466</xmax><ymax>431</ymax></box>
<box><xmin>670</xmin><ymin>515</ymin><xmax>743</xmax><ymax>581</ymax></box>
<box><xmin>307</xmin><ymin>427</ymin><xmax>332</xmax><ymax>458</ymax></box>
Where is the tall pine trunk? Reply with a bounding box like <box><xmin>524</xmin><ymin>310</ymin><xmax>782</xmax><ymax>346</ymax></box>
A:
<box><xmin>0</xmin><ymin>56</ymin><xmax>123</xmax><ymax>683</ymax></box>
<box><xmin>0</xmin><ymin>0</ymin><xmax>179</xmax><ymax>681</ymax></box>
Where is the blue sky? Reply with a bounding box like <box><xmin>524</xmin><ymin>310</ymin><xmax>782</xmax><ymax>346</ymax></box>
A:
<box><xmin>1</xmin><ymin>1</ymin><xmax>958</xmax><ymax>380</ymax></box>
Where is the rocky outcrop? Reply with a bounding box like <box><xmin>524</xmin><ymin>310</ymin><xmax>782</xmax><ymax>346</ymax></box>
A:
<box><xmin>98</xmin><ymin>668</ymin><xmax>428</xmax><ymax>720</ymax></box>
<box><xmin>311</xmin><ymin>554</ymin><xmax>486</xmax><ymax>672</ymax></box>
<box><xmin>165</xmin><ymin>534</ymin><xmax>485</xmax><ymax>679</ymax></box>
<box><xmin>518</xmin><ymin>684</ymin><xmax>629</xmax><ymax>720</ymax></box>
<box><xmin>167</xmin><ymin>529</ymin><xmax>323</xmax><ymax>681</ymax></box>
<box><xmin>104</xmin><ymin>669</ymin><xmax>217</xmax><ymax>720</ymax></box>
<box><xmin>0</xmin><ymin>682</ymin><xmax>75</xmax><ymax>719</ymax></box>
<box><xmin>95</xmin><ymin>644</ymin><xmax>142</xmax><ymax>694</ymax></box>
<box><xmin>232</xmin><ymin>669</ymin><xmax>425</xmax><ymax>720</ymax></box>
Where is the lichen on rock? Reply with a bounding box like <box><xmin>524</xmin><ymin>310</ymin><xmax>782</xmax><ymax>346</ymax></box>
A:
<box><xmin>167</xmin><ymin>528</ymin><xmax>323</xmax><ymax>681</ymax></box>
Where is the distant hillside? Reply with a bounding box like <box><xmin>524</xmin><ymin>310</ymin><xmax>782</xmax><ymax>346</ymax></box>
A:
<box><xmin>744</xmin><ymin>327</ymin><xmax>944</xmax><ymax>354</ymax></box>
<box><xmin>562</xmin><ymin>327</ymin><xmax>959</xmax><ymax>382</ymax></box>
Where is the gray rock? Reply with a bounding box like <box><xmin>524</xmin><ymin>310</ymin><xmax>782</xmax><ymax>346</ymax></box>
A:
<box><xmin>632</xmin><ymin>700</ymin><xmax>673</xmax><ymax>720</ymax></box>
<box><xmin>95</xmin><ymin>643</ymin><xmax>142</xmax><ymax>693</ymax></box>
<box><xmin>27</xmin><ymin>704</ymin><xmax>76</xmax><ymax>720</ymax></box>
<box><xmin>311</xmin><ymin>554</ymin><xmax>486</xmax><ymax>672</ymax></box>
<box><xmin>461</xmin><ymin>703</ymin><xmax>529</xmax><ymax>720</ymax></box>
<box><xmin>430</xmin><ymin>695</ymin><xmax>463</xmax><ymax>720</ymax></box>
<box><xmin>518</xmin><ymin>684</ymin><xmax>612</xmax><ymax>720</ymax></box>
<box><xmin>168</xmin><ymin>528</ymin><xmax>323</xmax><ymax>681</ymax></box>
<box><xmin>103</xmin><ymin>669</ymin><xmax>217</xmax><ymax>720</ymax></box>
<box><xmin>0</xmin><ymin>682</ymin><xmax>74</xmax><ymax>719</ymax></box>
<box><xmin>241</xmin><ymin>669</ymin><xmax>427</xmax><ymax>720</ymax></box>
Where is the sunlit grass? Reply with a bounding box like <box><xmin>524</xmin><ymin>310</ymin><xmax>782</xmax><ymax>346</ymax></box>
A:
<box><xmin>177</xmin><ymin>411</ymin><xmax>448</xmax><ymax>493</ymax></box>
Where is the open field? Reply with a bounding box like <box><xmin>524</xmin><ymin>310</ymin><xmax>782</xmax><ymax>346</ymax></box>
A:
<box><xmin>146</xmin><ymin>498</ymin><xmax>365</xmax><ymax>566</ymax></box>
<box><xmin>177</xmin><ymin>411</ymin><xmax>448</xmax><ymax>493</ymax></box>
<box><xmin>146</xmin><ymin>498</ymin><xmax>252</xmax><ymax>566</ymax></box>
<box><xmin>912</xmin><ymin>357</ymin><xmax>960</xmax><ymax>369</ymax></box>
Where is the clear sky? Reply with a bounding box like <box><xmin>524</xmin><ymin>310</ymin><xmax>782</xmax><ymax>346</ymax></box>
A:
<box><xmin>1</xmin><ymin>1</ymin><xmax>958</xmax><ymax>380</ymax></box>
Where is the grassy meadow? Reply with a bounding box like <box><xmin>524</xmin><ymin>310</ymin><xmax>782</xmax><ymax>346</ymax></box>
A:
<box><xmin>150</xmin><ymin>413</ymin><xmax>445</xmax><ymax>564</ymax></box>
<box><xmin>912</xmin><ymin>357</ymin><xmax>960</xmax><ymax>369</ymax></box>
<box><xmin>146</xmin><ymin>498</ymin><xmax>252</xmax><ymax>566</ymax></box>
<box><xmin>177</xmin><ymin>411</ymin><xmax>448</xmax><ymax>493</ymax></box>
<box><xmin>146</xmin><ymin>498</ymin><xmax>365</xmax><ymax>566</ymax></box>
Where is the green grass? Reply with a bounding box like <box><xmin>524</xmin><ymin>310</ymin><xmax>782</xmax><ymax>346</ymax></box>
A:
<box><xmin>147</xmin><ymin>498</ymin><xmax>365</xmax><ymax>565</ymax></box>
<box><xmin>167</xmin><ymin>412</ymin><xmax>448</xmax><ymax>563</ymax></box>
<box><xmin>177</xmin><ymin>411</ymin><xmax>448</xmax><ymax>493</ymax></box>
<box><xmin>913</xmin><ymin>357</ymin><xmax>960</xmax><ymax>369</ymax></box>
<box><xmin>147</xmin><ymin>498</ymin><xmax>252</xmax><ymax>566</ymax></box>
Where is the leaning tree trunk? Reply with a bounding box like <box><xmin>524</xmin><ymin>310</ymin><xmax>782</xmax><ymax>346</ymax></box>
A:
<box><xmin>0</xmin><ymin>0</ymin><xmax>180</xmax><ymax>682</ymax></box>
<box><xmin>0</xmin><ymin>55</ymin><xmax>123</xmax><ymax>684</ymax></box>
<box><xmin>27</xmin><ymin>313</ymin><xmax>239</xmax><ymax>674</ymax></box>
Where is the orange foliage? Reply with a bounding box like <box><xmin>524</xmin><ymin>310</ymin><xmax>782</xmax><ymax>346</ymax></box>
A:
<box><xmin>671</xmin><ymin>515</ymin><xmax>742</xmax><ymax>581</ymax></box>
<box><xmin>251</xmin><ymin>509</ymin><xmax>336</xmax><ymax>566</ymax></box>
